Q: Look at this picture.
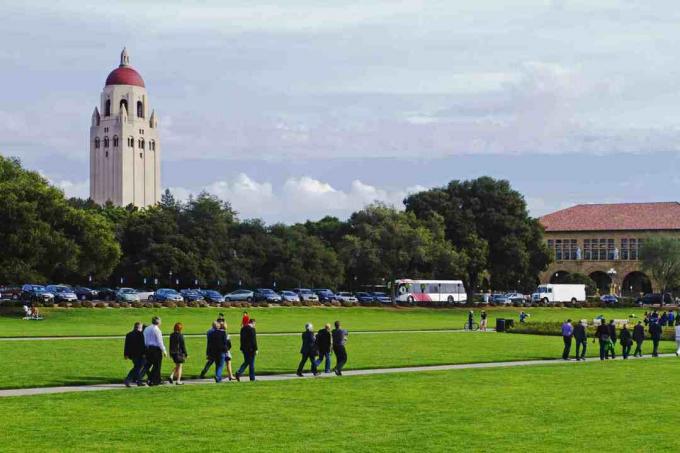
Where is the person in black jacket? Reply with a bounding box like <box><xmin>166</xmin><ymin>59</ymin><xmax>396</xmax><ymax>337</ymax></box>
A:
<box><xmin>207</xmin><ymin>321</ymin><xmax>230</xmax><ymax>382</ymax></box>
<box><xmin>124</xmin><ymin>322</ymin><xmax>146</xmax><ymax>387</ymax></box>
<box><xmin>632</xmin><ymin>321</ymin><xmax>645</xmax><ymax>357</ymax></box>
<box><xmin>649</xmin><ymin>321</ymin><xmax>662</xmax><ymax>357</ymax></box>
<box><xmin>297</xmin><ymin>323</ymin><xmax>319</xmax><ymax>377</ymax></box>
<box><xmin>236</xmin><ymin>319</ymin><xmax>258</xmax><ymax>381</ymax></box>
<box><xmin>314</xmin><ymin>323</ymin><xmax>332</xmax><ymax>373</ymax></box>
<box><xmin>619</xmin><ymin>324</ymin><xmax>632</xmax><ymax>359</ymax></box>
<box><xmin>168</xmin><ymin>322</ymin><xmax>188</xmax><ymax>385</ymax></box>
<box><xmin>573</xmin><ymin>320</ymin><xmax>587</xmax><ymax>361</ymax></box>
<box><xmin>594</xmin><ymin>319</ymin><xmax>610</xmax><ymax>360</ymax></box>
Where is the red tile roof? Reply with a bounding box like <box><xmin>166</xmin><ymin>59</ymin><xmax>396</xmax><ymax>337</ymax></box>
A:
<box><xmin>540</xmin><ymin>202</ymin><xmax>680</xmax><ymax>232</ymax></box>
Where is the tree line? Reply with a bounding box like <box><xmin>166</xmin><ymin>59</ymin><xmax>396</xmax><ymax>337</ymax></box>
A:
<box><xmin>0</xmin><ymin>155</ymin><xmax>552</xmax><ymax>298</ymax></box>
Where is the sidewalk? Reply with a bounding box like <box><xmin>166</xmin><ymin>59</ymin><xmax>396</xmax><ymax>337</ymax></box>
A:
<box><xmin>0</xmin><ymin>353</ymin><xmax>672</xmax><ymax>398</ymax></box>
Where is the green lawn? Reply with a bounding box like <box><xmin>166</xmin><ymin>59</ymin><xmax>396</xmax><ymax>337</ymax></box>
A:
<box><xmin>0</xmin><ymin>306</ymin><xmax>652</xmax><ymax>337</ymax></box>
<box><xmin>0</xmin><ymin>332</ymin><xmax>675</xmax><ymax>389</ymax></box>
<box><xmin>2</xmin><ymin>359</ymin><xmax>680</xmax><ymax>452</ymax></box>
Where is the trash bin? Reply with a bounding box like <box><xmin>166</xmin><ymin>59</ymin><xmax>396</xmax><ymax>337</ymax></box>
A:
<box><xmin>505</xmin><ymin>319</ymin><xmax>514</xmax><ymax>329</ymax></box>
<box><xmin>496</xmin><ymin>318</ymin><xmax>506</xmax><ymax>332</ymax></box>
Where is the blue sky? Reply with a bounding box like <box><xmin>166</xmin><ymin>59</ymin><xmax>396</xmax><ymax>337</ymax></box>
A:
<box><xmin>2</xmin><ymin>0</ymin><xmax>680</xmax><ymax>222</ymax></box>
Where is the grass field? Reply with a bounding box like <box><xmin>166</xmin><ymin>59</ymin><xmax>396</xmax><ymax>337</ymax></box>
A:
<box><xmin>0</xmin><ymin>332</ymin><xmax>675</xmax><ymax>389</ymax></box>
<box><xmin>0</xmin><ymin>306</ymin><xmax>652</xmax><ymax>337</ymax></box>
<box><xmin>2</xmin><ymin>358</ymin><xmax>680</xmax><ymax>452</ymax></box>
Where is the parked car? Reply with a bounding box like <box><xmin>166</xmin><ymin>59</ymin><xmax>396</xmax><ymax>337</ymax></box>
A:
<box><xmin>253</xmin><ymin>288</ymin><xmax>282</xmax><ymax>303</ymax></box>
<box><xmin>21</xmin><ymin>284</ymin><xmax>55</xmax><ymax>303</ymax></box>
<box><xmin>371</xmin><ymin>292</ymin><xmax>392</xmax><ymax>304</ymax></box>
<box><xmin>74</xmin><ymin>286</ymin><xmax>98</xmax><ymax>301</ymax></box>
<box><xmin>224</xmin><ymin>289</ymin><xmax>254</xmax><ymax>302</ymax></box>
<box><xmin>95</xmin><ymin>287</ymin><xmax>117</xmax><ymax>301</ymax></box>
<box><xmin>0</xmin><ymin>286</ymin><xmax>22</xmax><ymax>300</ymax></box>
<box><xmin>313</xmin><ymin>288</ymin><xmax>337</xmax><ymax>302</ymax></box>
<box><xmin>135</xmin><ymin>288</ymin><xmax>155</xmax><ymax>301</ymax></box>
<box><xmin>504</xmin><ymin>292</ymin><xmax>526</xmax><ymax>303</ymax></box>
<box><xmin>355</xmin><ymin>292</ymin><xmax>375</xmax><ymax>303</ymax></box>
<box><xmin>45</xmin><ymin>285</ymin><xmax>78</xmax><ymax>303</ymax></box>
<box><xmin>293</xmin><ymin>288</ymin><xmax>319</xmax><ymax>302</ymax></box>
<box><xmin>335</xmin><ymin>291</ymin><xmax>358</xmax><ymax>303</ymax></box>
<box><xmin>149</xmin><ymin>288</ymin><xmax>183</xmax><ymax>302</ymax></box>
<box><xmin>636</xmin><ymin>293</ymin><xmax>673</xmax><ymax>305</ymax></box>
<box><xmin>491</xmin><ymin>294</ymin><xmax>511</xmax><ymax>305</ymax></box>
<box><xmin>116</xmin><ymin>287</ymin><xmax>140</xmax><ymax>303</ymax></box>
<box><xmin>600</xmin><ymin>294</ymin><xmax>618</xmax><ymax>304</ymax></box>
<box><xmin>180</xmin><ymin>289</ymin><xmax>205</xmax><ymax>302</ymax></box>
<box><xmin>201</xmin><ymin>290</ymin><xmax>225</xmax><ymax>303</ymax></box>
<box><xmin>280</xmin><ymin>290</ymin><xmax>301</xmax><ymax>302</ymax></box>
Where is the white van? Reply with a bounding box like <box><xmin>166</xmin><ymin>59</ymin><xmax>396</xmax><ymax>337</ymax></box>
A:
<box><xmin>531</xmin><ymin>284</ymin><xmax>586</xmax><ymax>304</ymax></box>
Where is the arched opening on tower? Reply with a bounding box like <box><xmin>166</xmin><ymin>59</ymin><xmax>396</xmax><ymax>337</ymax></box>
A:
<box><xmin>622</xmin><ymin>271</ymin><xmax>652</xmax><ymax>297</ymax></box>
<box><xmin>136</xmin><ymin>101</ymin><xmax>144</xmax><ymax>118</ymax></box>
<box><xmin>105</xmin><ymin>99</ymin><xmax>111</xmax><ymax>116</ymax></box>
<box><xmin>589</xmin><ymin>271</ymin><xmax>612</xmax><ymax>295</ymax></box>
<box><xmin>120</xmin><ymin>99</ymin><xmax>128</xmax><ymax>114</ymax></box>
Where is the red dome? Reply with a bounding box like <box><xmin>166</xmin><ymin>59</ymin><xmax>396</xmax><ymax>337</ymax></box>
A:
<box><xmin>105</xmin><ymin>66</ymin><xmax>145</xmax><ymax>87</ymax></box>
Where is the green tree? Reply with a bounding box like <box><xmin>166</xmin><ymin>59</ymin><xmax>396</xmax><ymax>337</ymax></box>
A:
<box><xmin>640</xmin><ymin>237</ymin><xmax>680</xmax><ymax>301</ymax></box>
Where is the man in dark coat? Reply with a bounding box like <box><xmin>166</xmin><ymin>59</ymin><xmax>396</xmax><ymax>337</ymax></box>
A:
<box><xmin>296</xmin><ymin>323</ymin><xmax>318</xmax><ymax>377</ymax></box>
<box><xmin>236</xmin><ymin>319</ymin><xmax>258</xmax><ymax>381</ymax></box>
<box><xmin>619</xmin><ymin>324</ymin><xmax>632</xmax><ymax>359</ymax></box>
<box><xmin>632</xmin><ymin>321</ymin><xmax>645</xmax><ymax>357</ymax></box>
<box><xmin>649</xmin><ymin>321</ymin><xmax>662</xmax><ymax>357</ymax></box>
<box><xmin>573</xmin><ymin>320</ymin><xmax>587</xmax><ymax>361</ymax></box>
<box><xmin>123</xmin><ymin>322</ymin><xmax>146</xmax><ymax>387</ymax></box>
<box><xmin>594</xmin><ymin>319</ymin><xmax>611</xmax><ymax>360</ymax></box>
<box><xmin>207</xmin><ymin>321</ymin><xmax>229</xmax><ymax>382</ymax></box>
<box><xmin>332</xmin><ymin>320</ymin><xmax>349</xmax><ymax>375</ymax></box>
<box><xmin>315</xmin><ymin>323</ymin><xmax>332</xmax><ymax>373</ymax></box>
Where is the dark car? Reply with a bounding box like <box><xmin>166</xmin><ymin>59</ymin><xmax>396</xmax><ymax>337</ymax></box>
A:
<box><xmin>371</xmin><ymin>292</ymin><xmax>392</xmax><ymax>304</ymax></box>
<box><xmin>355</xmin><ymin>292</ymin><xmax>375</xmax><ymax>303</ymax></box>
<box><xmin>313</xmin><ymin>288</ymin><xmax>336</xmax><ymax>302</ymax></box>
<box><xmin>45</xmin><ymin>285</ymin><xmax>78</xmax><ymax>303</ymax></box>
<box><xmin>21</xmin><ymin>284</ymin><xmax>55</xmax><ymax>303</ymax></box>
<box><xmin>74</xmin><ymin>286</ymin><xmax>98</xmax><ymax>301</ymax></box>
<box><xmin>150</xmin><ymin>288</ymin><xmax>184</xmax><ymax>302</ymax></box>
<box><xmin>200</xmin><ymin>290</ymin><xmax>225</xmax><ymax>303</ymax></box>
<box><xmin>637</xmin><ymin>293</ymin><xmax>673</xmax><ymax>305</ymax></box>
<box><xmin>0</xmin><ymin>286</ymin><xmax>22</xmax><ymax>300</ymax></box>
<box><xmin>180</xmin><ymin>289</ymin><xmax>205</xmax><ymax>302</ymax></box>
<box><xmin>600</xmin><ymin>294</ymin><xmax>618</xmax><ymax>304</ymax></box>
<box><xmin>95</xmin><ymin>287</ymin><xmax>117</xmax><ymax>301</ymax></box>
<box><xmin>253</xmin><ymin>288</ymin><xmax>282</xmax><ymax>303</ymax></box>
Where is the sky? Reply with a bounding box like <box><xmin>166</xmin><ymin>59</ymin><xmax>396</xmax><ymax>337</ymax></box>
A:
<box><xmin>2</xmin><ymin>0</ymin><xmax>680</xmax><ymax>223</ymax></box>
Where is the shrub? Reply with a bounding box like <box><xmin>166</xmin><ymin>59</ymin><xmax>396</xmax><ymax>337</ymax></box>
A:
<box><xmin>58</xmin><ymin>301</ymin><xmax>69</xmax><ymax>308</ymax></box>
<box><xmin>119</xmin><ymin>302</ymin><xmax>130</xmax><ymax>308</ymax></box>
<box><xmin>242</xmin><ymin>302</ymin><xmax>252</xmax><ymax>308</ymax></box>
<box><xmin>163</xmin><ymin>302</ymin><xmax>177</xmax><ymax>308</ymax></box>
<box><xmin>341</xmin><ymin>300</ymin><xmax>355</xmax><ymax>307</ymax></box>
<box><xmin>82</xmin><ymin>301</ymin><xmax>94</xmax><ymax>308</ymax></box>
<box><xmin>187</xmin><ymin>301</ymin><xmax>199</xmax><ymax>308</ymax></box>
<box><xmin>219</xmin><ymin>301</ymin><xmax>231</xmax><ymax>308</ymax></box>
<box><xmin>70</xmin><ymin>301</ymin><xmax>81</xmax><ymax>308</ymax></box>
<box><xmin>153</xmin><ymin>302</ymin><xmax>162</xmax><ymax>309</ymax></box>
<box><xmin>109</xmin><ymin>302</ymin><xmax>120</xmax><ymax>308</ymax></box>
<box><xmin>177</xmin><ymin>301</ymin><xmax>187</xmax><ymax>308</ymax></box>
<box><xmin>131</xmin><ymin>302</ymin><xmax>143</xmax><ymax>308</ymax></box>
<box><xmin>95</xmin><ymin>302</ymin><xmax>106</xmax><ymax>308</ymax></box>
<box><xmin>331</xmin><ymin>300</ymin><xmax>341</xmax><ymax>307</ymax></box>
<box><xmin>302</xmin><ymin>300</ymin><xmax>313</xmax><ymax>307</ymax></box>
<box><xmin>282</xmin><ymin>301</ymin><xmax>293</xmax><ymax>307</ymax></box>
<box><xmin>199</xmin><ymin>301</ymin><xmax>209</xmax><ymax>308</ymax></box>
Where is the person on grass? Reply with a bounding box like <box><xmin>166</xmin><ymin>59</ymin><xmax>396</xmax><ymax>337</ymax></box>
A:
<box><xmin>573</xmin><ymin>320</ymin><xmax>587</xmax><ymax>361</ymax></box>
<box><xmin>207</xmin><ymin>320</ymin><xmax>230</xmax><ymax>382</ymax></box>
<box><xmin>315</xmin><ymin>323</ymin><xmax>332</xmax><ymax>373</ymax></box>
<box><xmin>332</xmin><ymin>320</ymin><xmax>349</xmax><ymax>376</ymax></box>
<box><xmin>675</xmin><ymin>323</ymin><xmax>680</xmax><ymax>357</ymax></box>
<box><xmin>649</xmin><ymin>321</ymin><xmax>662</xmax><ymax>357</ymax></box>
<box><xmin>467</xmin><ymin>311</ymin><xmax>474</xmax><ymax>330</ymax></box>
<box><xmin>143</xmin><ymin>316</ymin><xmax>167</xmax><ymax>386</ymax></box>
<box><xmin>561</xmin><ymin>319</ymin><xmax>573</xmax><ymax>360</ymax></box>
<box><xmin>297</xmin><ymin>323</ymin><xmax>319</xmax><ymax>377</ymax></box>
<box><xmin>168</xmin><ymin>322</ymin><xmax>188</xmax><ymax>385</ymax></box>
<box><xmin>619</xmin><ymin>324</ymin><xmax>632</xmax><ymax>359</ymax></box>
<box><xmin>222</xmin><ymin>321</ymin><xmax>235</xmax><ymax>380</ymax></box>
<box><xmin>124</xmin><ymin>322</ymin><xmax>147</xmax><ymax>387</ymax></box>
<box><xmin>632</xmin><ymin>321</ymin><xmax>645</xmax><ymax>357</ymax></box>
<box><xmin>241</xmin><ymin>311</ymin><xmax>250</xmax><ymax>328</ymax></box>
<box><xmin>480</xmin><ymin>311</ymin><xmax>488</xmax><ymax>331</ymax></box>
<box><xmin>236</xmin><ymin>318</ymin><xmax>258</xmax><ymax>381</ymax></box>
<box><xmin>594</xmin><ymin>319</ymin><xmax>611</xmax><ymax>360</ymax></box>
<box><xmin>200</xmin><ymin>321</ymin><xmax>219</xmax><ymax>379</ymax></box>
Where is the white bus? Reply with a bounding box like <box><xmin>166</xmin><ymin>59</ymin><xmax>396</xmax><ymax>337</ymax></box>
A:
<box><xmin>394</xmin><ymin>279</ymin><xmax>467</xmax><ymax>304</ymax></box>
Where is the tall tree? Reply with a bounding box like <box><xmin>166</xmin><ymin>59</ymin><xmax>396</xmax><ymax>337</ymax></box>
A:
<box><xmin>640</xmin><ymin>237</ymin><xmax>680</xmax><ymax>302</ymax></box>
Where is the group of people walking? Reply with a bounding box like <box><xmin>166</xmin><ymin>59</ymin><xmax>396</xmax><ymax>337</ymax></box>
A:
<box><xmin>561</xmin><ymin>316</ymin><xmax>679</xmax><ymax>361</ymax></box>
<box><xmin>123</xmin><ymin>311</ymin><xmax>349</xmax><ymax>386</ymax></box>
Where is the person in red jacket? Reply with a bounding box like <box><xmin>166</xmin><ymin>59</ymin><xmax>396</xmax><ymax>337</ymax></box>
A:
<box><xmin>241</xmin><ymin>311</ymin><xmax>250</xmax><ymax>328</ymax></box>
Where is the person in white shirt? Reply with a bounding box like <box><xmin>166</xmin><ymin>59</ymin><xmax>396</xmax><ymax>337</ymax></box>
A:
<box><xmin>675</xmin><ymin>324</ymin><xmax>680</xmax><ymax>357</ymax></box>
<box><xmin>143</xmin><ymin>316</ymin><xmax>167</xmax><ymax>385</ymax></box>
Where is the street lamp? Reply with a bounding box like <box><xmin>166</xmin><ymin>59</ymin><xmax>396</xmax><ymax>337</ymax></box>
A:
<box><xmin>168</xmin><ymin>270</ymin><xmax>173</xmax><ymax>287</ymax></box>
<box><xmin>607</xmin><ymin>268</ymin><xmax>617</xmax><ymax>296</ymax></box>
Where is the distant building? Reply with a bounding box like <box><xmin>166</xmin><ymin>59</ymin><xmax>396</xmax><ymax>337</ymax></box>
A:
<box><xmin>90</xmin><ymin>48</ymin><xmax>160</xmax><ymax>207</ymax></box>
<box><xmin>539</xmin><ymin>202</ymin><xmax>680</xmax><ymax>295</ymax></box>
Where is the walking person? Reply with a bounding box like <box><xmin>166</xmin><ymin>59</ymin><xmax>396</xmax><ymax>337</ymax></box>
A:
<box><xmin>207</xmin><ymin>320</ymin><xmax>230</xmax><ymax>382</ymax></box>
<box><xmin>297</xmin><ymin>323</ymin><xmax>319</xmax><ymax>377</ymax></box>
<box><xmin>200</xmin><ymin>321</ymin><xmax>219</xmax><ymax>379</ymax></box>
<box><xmin>632</xmin><ymin>321</ymin><xmax>645</xmax><ymax>357</ymax></box>
<box><xmin>594</xmin><ymin>319</ymin><xmax>610</xmax><ymax>361</ymax></box>
<box><xmin>480</xmin><ymin>311</ymin><xmax>488</xmax><ymax>331</ymax></box>
<box><xmin>605</xmin><ymin>321</ymin><xmax>616</xmax><ymax>359</ymax></box>
<box><xmin>620</xmin><ymin>324</ymin><xmax>632</xmax><ymax>359</ymax></box>
<box><xmin>235</xmin><ymin>318</ymin><xmax>258</xmax><ymax>381</ymax></box>
<box><xmin>573</xmin><ymin>320</ymin><xmax>587</xmax><ymax>361</ymax></box>
<box><xmin>168</xmin><ymin>322</ymin><xmax>188</xmax><ymax>385</ymax></box>
<box><xmin>143</xmin><ymin>316</ymin><xmax>167</xmax><ymax>386</ymax></box>
<box><xmin>649</xmin><ymin>321</ymin><xmax>662</xmax><ymax>357</ymax></box>
<box><xmin>315</xmin><ymin>323</ymin><xmax>332</xmax><ymax>374</ymax></box>
<box><xmin>123</xmin><ymin>322</ymin><xmax>147</xmax><ymax>387</ymax></box>
<box><xmin>561</xmin><ymin>319</ymin><xmax>573</xmax><ymax>360</ymax></box>
<box><xmin>675</xmin><ymin>322</ymin><xmax>680</xmax><ymax>357</ymax></box>
<box><xmin>332</xmin><ymin>320</ymin><xmax>349</xmax><ymax>376</ymax></box>
<box><xmin>467</xmin><ymin>311</ymin><xmax>474</xmax><ymax>330</ymax></box>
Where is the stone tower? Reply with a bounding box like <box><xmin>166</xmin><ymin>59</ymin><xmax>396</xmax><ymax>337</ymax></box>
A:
<box><xmin>90</xmin><ymin>48</ymin><xmax>160</xmax><ymax>207</ymax></box>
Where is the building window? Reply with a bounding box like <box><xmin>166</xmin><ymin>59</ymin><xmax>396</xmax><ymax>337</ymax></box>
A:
<box><xmin>94</xmin><ymin>137</ymin><xmax>100</xmax><ymax>149</ymax></box>
<box><xmin>630</xmin><ymin>238</ymin><xmax>638</xmax><ymax>260</ymax></box>
<box><xmin>128</xmin><ymin>137</ymin><xmax>134</xmax><ymax>148</ymax></box>
<box><xmin>569</xmin><ymin>239</ymin><xmax>577</xmax><ymax>260</ymax></box>
<box><xmin>105</xmin><ymin>99</ymin><xmax>111</xmax><ymax>116</ymax></box>
<box><xmin>607</xmin><ymin>238</ymin><xmax>615</xmax><ymax>260</ymax></box>
<box><xmin>105</xmin><ymin>151</ymin><xmax>109</xmax><ymax>158</ymax></box>
<box><xmin>120</xmin><ymin>99</ymin><xmax>128</xmax><ymax>114</ymax></box>
<box><xmin>113</xmin><ymin>136</ymin><xmax>119</xmax><ymax>147</ymax></box>
<box><xmin>137</xmin><ymin>101</ymin><xmax>144</xmax><ymax>118</ymax></box>
<box><xmin>150</xmin><ymin>140</ymin><xmax>155</xmax><ymax>151</ymax></box>
<box><xmin>621</xmin><ymin>239</ymin><xmax>629</xmax><ymax>260</ymax></box>
<box><xmin>139</xmin><ymin>152</ymin><xmax>143</xmax><ymax>158</ymax></box>
<box><xmin>138</xmin><ymin>138</ymin><xmax>145</xmax><ymax>149</ymax></box>
<box><xmin>103</xmin><ymin>136</ymin><xmax>109</xmax><ymax>148</ymax></box>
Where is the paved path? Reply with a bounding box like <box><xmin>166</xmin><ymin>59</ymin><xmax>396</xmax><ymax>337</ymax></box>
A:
<box><xmin>0</xmin><ymin>353</ymin><xmax>673</xmax><ymax>398</ymax></box>
<box><xmin>0</xmin><ymin>329</ymin><xmax>489</xmax><ymax>341</ymax></box>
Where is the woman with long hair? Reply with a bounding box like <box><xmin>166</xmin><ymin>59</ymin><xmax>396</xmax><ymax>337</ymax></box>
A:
<box><xmin>169</xmin><ymin>322</ymin><xmax>188</xmax><ymax>385</ymax></box>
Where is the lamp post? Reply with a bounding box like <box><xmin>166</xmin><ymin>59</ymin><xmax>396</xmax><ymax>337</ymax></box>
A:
<box><xmin>168</xmin><ymin>271</ymin><xmax>173</xmax><ymax>288</ymax></box>
<box><xmin>607</xmin><ymin>268</ymin><xmax>617</xmax><ymax>296</ymax></box>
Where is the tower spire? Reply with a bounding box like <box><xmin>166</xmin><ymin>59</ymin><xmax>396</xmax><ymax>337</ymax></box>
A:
<box><xmin>120</xmin><ymin>47</ymin><xmax>130</xmax><ymax>67</ymax></box>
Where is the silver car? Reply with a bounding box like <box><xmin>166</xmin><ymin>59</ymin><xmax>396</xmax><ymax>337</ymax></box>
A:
<box><xmin>335</xmin><ymin>292</ymin><xmax>358</xmax><ymax>303</ymax></box>
<box><xmin>116</xmin><ymin>287</ymin><xmax>140</xmax><ymax>302</ymax></box>
<box><xmin>293</xmin><ymin>288</ymin><xmax>319</xmax><ymax>302</ymax></box>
